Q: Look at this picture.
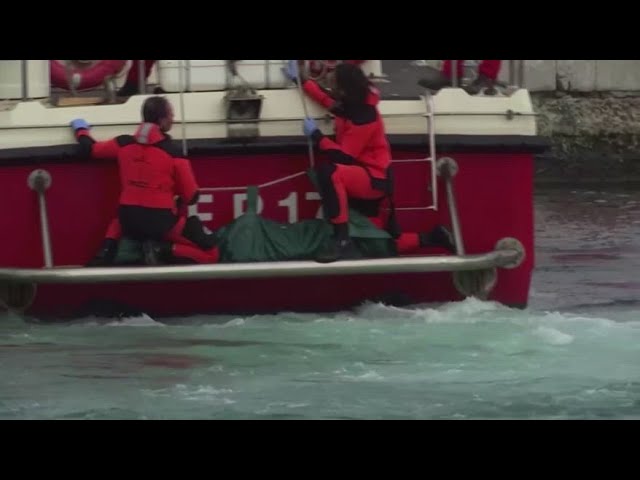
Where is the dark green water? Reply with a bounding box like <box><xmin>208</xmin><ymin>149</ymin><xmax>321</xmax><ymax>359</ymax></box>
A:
<box><xmin>1</xmin><ymin>188</ymin><xmax>639</xmax><ymax>419</ymax></box>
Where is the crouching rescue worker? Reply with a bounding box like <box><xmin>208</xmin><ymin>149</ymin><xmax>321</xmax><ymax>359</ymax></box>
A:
<box><xmin>70</xmin><ymin>96</ymin><xmax>220</xmax><ymax>266</ymax></box>
<box><xmin>284</xmin><ymin>61</ymin><xmax>455</xmax><ymax>262</ymax></box>
<box><xmin>283</xmin><ymin>61</ymin><xmax>392</xmax><ymax>262</ymax></box>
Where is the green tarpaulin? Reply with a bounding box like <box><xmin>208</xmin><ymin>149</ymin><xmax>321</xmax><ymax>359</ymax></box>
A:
<box><xmin>114</xmin><ymin>171</ymin><xmax>396</xmax><ymax>265</ymax></box>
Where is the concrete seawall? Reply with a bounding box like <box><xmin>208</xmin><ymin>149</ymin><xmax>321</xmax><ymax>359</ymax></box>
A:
<box><xmin>505</xmin><ymin>61</ymin><xmax>640</xmax><ymax>184</ymax></box>
<box><xmin>533</xmin><ymin>91</ymin><xmax>640</xmax><ymax>183</ymax></box>
<box><xmin>505</xmin><ymin>60</ymin><xmax>640</xmax><ymax>93</ymax></box>
<box><xmin>386</xmin><ymin>61</ymin><xmax>640</xmax><ymax>183</ymax></box>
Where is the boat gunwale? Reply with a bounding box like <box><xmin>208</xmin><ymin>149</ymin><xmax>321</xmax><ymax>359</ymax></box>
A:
<box><xmin>0</xmin><ymin>134</ymin><xmax>551</xmax><ymax>165</ymax></box>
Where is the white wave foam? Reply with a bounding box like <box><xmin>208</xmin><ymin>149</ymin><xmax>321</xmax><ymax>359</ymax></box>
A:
<box><xmin>144</xmin><ymin>384</ymin><xmax>235</xmax><ymax>403</ymax></box>
<box><xmin>344</xmin><ymin>371</ymin><xmax>384</xmax><ymax>381</ymax></box>
<box><xmin>267</xmin><ymin>402</ymin><xmax>310</xmax><ymax>409</ymax></box>
<box><xmin>185</xmin><ymin>316</ymin><xmax>247</xmax><ymax>328</ymax></box>
<box><xmin>191</xmin><ymin>386</ymin><xmax>233</xmax><ymax>396</ymax></box>
<box><xmin>312</xmin><ymin>317</ymin><xmax>334</xmax><ymax>323</ymax></box>
<box><xmin>183</xmin><ymin>385</ymin><xmax>235</xmax><ymax>404</ymax></box>
<box><xmin>533</xmin><ymin>326</ymin><xmax>574</xmax><ymax>345</ymax></box>
<box><xmin>8</xmin><ymin>333</ymin><xmax>31</xmax><ymax>339</ymax></box>
<box><xmin>345</xmin><ymin>298</ymin><xmax>639</xmax><ymax>334</ymax></box>
<box><xmin>105</xmin><ymin>313</ymin><xmax>163</xmax><ymax>327</ymax></box>
<box><xmin>413</xmin><ymin>298</ymin><xmax>506</xmax><ymax>324</ymax></box>
<box><xmin>354</xmin><ymin>302</ymin><xmax>426</xmax><ymax>321</ymax></box>
<box><xmin>352</xmin><ymin>298</ymin><xmax>639</xmax><ymax>337</ymax></box>
<box><xmin>221</xmin><ymin>318</ymin><xmax>245</xmax><ymax>328</ymax></box>
<box><xmin>442</xmin><ymin>297</ymin><xmax>505</xmax><ymax>315</ymax></box>
<box><xmin>539</xmin><ymin>311</ymin><xmax>617</xmax><ymax>329</ymax></box>
<box><xmin>353</xmin><ymin>297</ymin><xmax>505</xmax><ymax>325</ymax></box>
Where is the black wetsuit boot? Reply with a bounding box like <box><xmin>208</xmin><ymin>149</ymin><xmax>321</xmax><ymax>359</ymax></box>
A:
<box><xmin>315</xmin><ymin>223</ymin><xmax>358</xmax><ymax>264</ymax></box>
<box><xmin>86</xmin><ymin>238</ymin><xmax>119</xmax><ymax>267</ymax></box>
<box><xmin>419</xmin><ymin>225</ymin><xmax>456</xmax><ymax>253</ymax></box>
<box><xmin>142</xmin><ymin>241</ymin><xmax>173</xmax><ymax>266</ymax></box>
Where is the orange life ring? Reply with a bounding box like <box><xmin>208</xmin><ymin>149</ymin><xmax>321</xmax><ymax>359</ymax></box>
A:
<box><xmin>302</xmin><ymin>60</ymin><xmax>366</xmax><ymax>80</ymax></box>
<box><xmin>50</xmin><ymin>60</ymin><xmax>128</xmax><ymax>91</ymax></box>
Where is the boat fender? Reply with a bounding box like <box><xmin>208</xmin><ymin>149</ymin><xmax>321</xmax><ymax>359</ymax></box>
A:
<box><xmin>453</xmin><ymin>269</ymin><xmax>498</xmax><ymax>300</ymax></box>
<box><xmin>0</xmin><ymin>281</ymin><xmax>36</xmax><ymax>312</ymax></box>
<box><xmin>305</xmin><ymin>60</ymin><xmax>366</xmax><ymax>80</ymax></box>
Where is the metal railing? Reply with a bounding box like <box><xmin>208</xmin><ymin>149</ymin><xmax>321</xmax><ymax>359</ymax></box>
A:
<box><xmin>21</xmin><ymin>60</ymin><xmax>28</xmax><ymax>100</ymax></box>
<box><xmin>438</xmin><ymin>158</ymin><xmax>465</xmax><ymax>256</ymax></box>
<box><xmin>177</xmin><ymin>60</ymin><xmax>188</xmax><ymax>156</ymax></box>
<box><xmin>0</xmin><ymin>248</ymin><xmax>524</xmax><ymax>284</ymax></box>
<box><xmin>508</xmin><ymin>60</ymin><xmax>526</xmax><ymax>88</ymax></box>
<box><xmin>424</xmin><ymin>93</ymin><xmax>438</xmax><ymax>211</ymax></box>
<box><xmin>28</xmin><ymin>169</ymin><xmax>54</xmax><ymax>268</ymax></box>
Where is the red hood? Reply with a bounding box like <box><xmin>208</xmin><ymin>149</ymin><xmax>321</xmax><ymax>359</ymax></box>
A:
<box><xmin>133</xmin><ymin>123</ymin><xmax>167</xmax><ymax>145</ymax></box>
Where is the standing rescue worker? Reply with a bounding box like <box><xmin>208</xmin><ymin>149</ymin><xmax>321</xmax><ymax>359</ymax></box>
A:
<box><xmin>418</xmin><ymin>60</ymin><xmax>502</xmax><ymax>95</ymax></box>
<box><xmin>284</xmin><ymin>60</ymin><xmax>454</xmax><ymax>262</ymax></box>
<box><xmin>71</xmin><ymin>96</ymin><xmax>219</xmax><ymax>266</ymax></box>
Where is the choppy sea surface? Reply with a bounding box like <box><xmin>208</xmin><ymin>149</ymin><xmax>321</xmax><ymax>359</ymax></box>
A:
<box><xmin>1</xmin><ymin>187</ymin><xmax>639</xmax><ymax>420</ymax></box>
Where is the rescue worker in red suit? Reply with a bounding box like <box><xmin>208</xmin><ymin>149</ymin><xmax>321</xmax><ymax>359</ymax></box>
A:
<box><xmin>283</xmin><ymin>61</ymin><xmax>455</xmax><ymax>262</ymax></box>
<box><xmin>418</xmin><ymin>60</ymin><xmax>502</xmax><ymax>95</ymax></box>
<box><xmin>70</xmin><ymin>96</ymin><xmax>220</xmax><ymax>266</ymax></box>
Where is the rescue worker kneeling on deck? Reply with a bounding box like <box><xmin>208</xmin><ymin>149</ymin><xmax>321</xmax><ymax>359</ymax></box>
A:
<box><xmin>70</xmin><ymin>96</ymin><xmax>220</xmax><ymax>266</ymax></box>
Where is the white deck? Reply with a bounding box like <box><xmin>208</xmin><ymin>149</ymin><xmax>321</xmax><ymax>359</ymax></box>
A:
<box><xmin>0</xmin><ymin>87</ymin><xmax>538</xmax><ymax>151</ymax></box>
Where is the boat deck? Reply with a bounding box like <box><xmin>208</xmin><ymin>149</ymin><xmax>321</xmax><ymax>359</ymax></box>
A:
<box><xmin>377</xmin><ymin>60</ymin><xmax>436</xmax><ymax>99</ymax></box>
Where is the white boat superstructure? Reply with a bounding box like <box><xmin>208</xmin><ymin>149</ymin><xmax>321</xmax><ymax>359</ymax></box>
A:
<box><xmin>0</xmin><ymin>60</ymin><xmax>537</xmax><ymax>151</ymax></box>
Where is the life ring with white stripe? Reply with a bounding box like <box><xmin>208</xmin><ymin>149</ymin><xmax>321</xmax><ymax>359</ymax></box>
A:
<box><xmin>50</xmin><ymin>60</ymin><xmax>128</xmax><ymax>91</ymax></box>
<box><xmin>303</xmin><ymin>60</ymin><xmax>366</xmax><ymax>81</ymax></box>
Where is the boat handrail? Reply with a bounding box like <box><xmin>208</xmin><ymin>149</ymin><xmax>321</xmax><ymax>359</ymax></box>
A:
<box><xmin>438</xmin><ymin>158</ymin><xmax>465</xmax><ymax>255</ymax></box>
<box><xmin>424</xmin><ymin>92</ymin><xmax>438</xmax><ymax>211</ymax></box>
<box><xmin>177</xmin><ymin>59</ymin><xmax>188</xmax><ymax>156</ymax></box>
<box><xmin>27</xmin><ymin>169</ymin><xmax>53</xmax><ymax>268</ymax></box>
<box><xmin>137</xmin><ymin>60</ymin><xmax>146</xmax><ymax>98</ymax></box>
<box><xmin>0</xmin><ymin>242</ymin><xmax>524</xmax><ymax>285</ymax></box>
<box><xmin>21</xmin><ymin>60</ymin><xmax>28</xmax><ymax>101</ymax></box>
<box><xmin>0</xmin><ymin>108</ymin><xmax>535</xmax><ymax>132</ymax></box>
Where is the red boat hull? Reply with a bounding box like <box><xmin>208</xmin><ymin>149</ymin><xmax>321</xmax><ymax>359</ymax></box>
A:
<box><xmin>28</xmin><ymin>273</ymin><xmax>463</xmax><ymax>319</ymax></box>
<box><xmin>0</xmin><ymin>139</ymin><xmax>536</xmax><ymax>319</ymax></box>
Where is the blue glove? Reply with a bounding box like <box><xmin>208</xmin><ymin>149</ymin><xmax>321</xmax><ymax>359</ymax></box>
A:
<box><xmin>70</xmin><ymin>118</ymin><xmax>90</xmax><ymax>131</ymax></box>
<box><xmin>303</xmin><ymin>117</ymin><xmax>318</xmax><ymax>137</ymax></box>
<box><xmin>282</xmin><ymin>60</ymin><xmax>299</xmax><ymax>83</ymax></box>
